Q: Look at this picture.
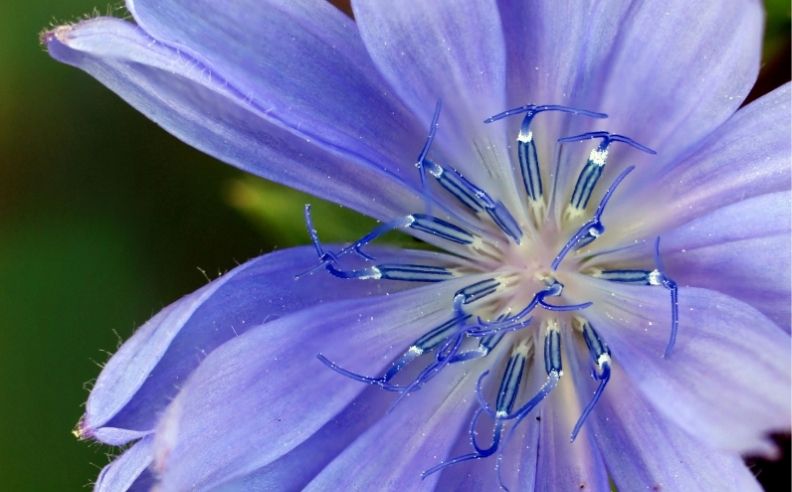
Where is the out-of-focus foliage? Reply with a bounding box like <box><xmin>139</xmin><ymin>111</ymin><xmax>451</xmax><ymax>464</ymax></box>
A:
<box><xmin>226</xmin><ymin>177</ymin><xmax>376</xmax><ymax>247</ymax></box>
<box><xmin>765</xmin><ymin>0</ymin><xmax>791</xmax><ymax>58</ymax></box>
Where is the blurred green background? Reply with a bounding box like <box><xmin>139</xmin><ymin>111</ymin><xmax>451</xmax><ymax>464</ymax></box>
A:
<box><xmin>0</xmin><ymin>0</ymin><xmax>788</xmax><ymax>490</ymax></box>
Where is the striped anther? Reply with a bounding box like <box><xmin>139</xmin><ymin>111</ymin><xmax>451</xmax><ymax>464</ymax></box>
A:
<box><xmin>376</xmin><ymin>264</ymin><xmax>454</xmax><ymax>282</ymax></box>
<box><xmin>408</xmin><ymin>214</ymin><xmax>475</xmax><ymax>245</ymax></box>
<box><xmin>495</xmin><ymin>345</ymin><xmax>528</xmax><ymax>417</ymax></box>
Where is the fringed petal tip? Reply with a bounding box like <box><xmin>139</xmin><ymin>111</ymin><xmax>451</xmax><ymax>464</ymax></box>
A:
<box><xmin>76</xmin><ymin>408</ymin><xmax>151</xmax><ymax>446</ymax></box>
<box><xmin>41</xmin><ymin>17</ymin><xmax>108</xmax><ymax>51</ymax></box>
<box><xmin>39</xmin><ymin>25</ymin><xmax>65</xmax><ymax>47</ymax></box>
<box><xmin>79</xmin><ymin>247</ymin><xmax>437</xmax><ymax>449</ymax></box>
<box><xmin>72</xmin><ymin>415</ymin><xmax>92</xmax><ymax>441</ymax></box>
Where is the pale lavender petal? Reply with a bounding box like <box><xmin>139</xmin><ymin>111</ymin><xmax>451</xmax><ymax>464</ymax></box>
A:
<box><xmin>572</xmin><ymin>358</ymin><xmax>762</xmax><ymax>492</ymax></box>
<box><xmin>94</xmin><ymin>436</ymin><xmax>154</xmax><ymax>492</ymax></box>
<box><xmin>534</xmin><ymin>368</ymin><xmax>609</xmax><ymax>492</ymax></box>
<box><xmin>499</xmin><ymin>0</ymin><xmax>764</xmax><ymax>209</ymax></box>
<box><xmin>588</xmin><ymin>0</ymin><xmax>763</xmax><ymax>156</ymax></box>
<box><xmin>595</xmin><ymin>192</ymin><xmax>791</xmax><ymax>330</ymax></box>
<box><xmin>303</xmin><ymin>366</ymin><xmax>478</xmax><ymax>492</ymax></box>
<box><xmin>579</xmin><ymin>279</ymin><xmax>792</xmax><ymax>454</ymax></box>
<box><xmin>80</xmin><ymin>245</ymin><xmax>438</xmax><ymax>445</ymax></box>
<box><xmin>609</xmin><ymin>83</ymin><xmax>791</xmax><ymax>238</ymax></box>
<box><xmin>126</xmin><ymin>0</ymin><xmax>425</xmax><ymax>184</ymax></box>
<box><xmin>211</xmin><ymin>384</ymin><xmax>393</xmax><ymax>491</ymax></box>
<box><xmin>433</xmin><ymin>358</ymin><xmax>542</xmax><ymax>491</ymax></box>
<box><xmin>351</xmin><ymin>0</ymin><xmax>518</xmax><ymax>199</ymax></box>
<box><xmin>498</xmin><ymin>0</ymin><xmax>632</xmax><ymax>157</ymax></box>
<box><xmin>152</xmin><ymin>275</ymin><xmax>482</xmax><ymax>490</ymax></box>
<box><xmin>501</xmin><ymin>0</ymin><xmax>762</xmax><ymax>153</ymax></box>
<box><xmin>45</xmin><ymin>17</ymin><xmax>424</xmax><ymax>220</ymax></box>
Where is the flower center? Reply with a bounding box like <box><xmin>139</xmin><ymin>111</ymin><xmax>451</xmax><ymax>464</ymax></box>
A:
<box><xmin>302</xmin><ymin>102</ymin><xmax>679</xmax><ymax>489</ymax></box>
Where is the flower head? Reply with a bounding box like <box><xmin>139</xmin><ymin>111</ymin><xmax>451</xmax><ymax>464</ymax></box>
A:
<box><xmin>45</xmin><ymin>1</ymin><xmax>790</xmax><ymax>490</ymax></box>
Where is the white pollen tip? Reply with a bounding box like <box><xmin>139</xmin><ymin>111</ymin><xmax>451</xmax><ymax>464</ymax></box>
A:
<box><xmin>648</xmin><ymin>269</ymin><xmax>662</xmax><ymax>286</ymax></box>
<box><xmin>589</xmin><ymin>148</ymin><xmax>608</xmax><ymax>166</ymax></box>
<box><xmin>517</xmin><ymin>130</ymin><xmax>533</xmax><ymax>143</ymax></box>
<box><xmin>408</xmin><ymin>346</ymin><xmax>423</xmax><ymax>356</ymax></box>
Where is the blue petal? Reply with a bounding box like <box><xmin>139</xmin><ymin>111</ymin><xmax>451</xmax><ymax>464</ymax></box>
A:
<box><xmin>433</xmin><ymin>355</ymin><xmax>542</xmax><ymax>491</ymax></box>
<box><xmin>94</xmin><ymin>436</ymin><xmax>155</xmax><ymax>492</ymax></box>
<box><xmin>303</xmin><ymin>366</ymin><xmax>478</xmax><ymax>491</ymax></box>
<box><xmin>597</xmin><ymin>192</ymin><xmax>791</xmax><ymax>331</ymax></box>
<box><xmin>580</xmin><ymin>280</ymin><xmax>792</xmax><ymax>454</ymax></box>
<box><xmin>80</xmin><ymin>245</ymin><xmax>438</xmax><ymax>445</ymax></box>
<box><xmin>584</xmin><ymin>0</ymin><xmax>762</xmax><ymax>152</ymax></box>
<box><xmin>151</xmin><ymin>275</ymin><xmax>484</xmax><ymax>490</ymax></box>
<box><xmin>534</xmin><ymin>364</ymin><xmax>609</xmax><ymax>492</ymax></box>
<box><xmin>125</xmin><ymin>0</ymin><xmax>426</xmax><ymax>189</ymax></box>
<box><xmin>569</xmin><ymin>357</ymin><xmax>762</xmax><ymax>492</ymax></box>
<box><xmin>45</xmin><ymin>18</ymin><xmax>424</xmax><ymax>220</ymax></box>
<box><xmin>351</xmin><ymin>0</ymin><xmax>519</xmax><ymax>202</ymax></box>
<box><xmin>499</xmin><ymin>0</ymin><xmax>764</xmax><ymax>215</ymax></box>
<box><xmin>209</xmin><ymin>383</ymin><xmax>394</xmax><ymax>491</ymax></box>
<box><xmin>609</xmin><ymin>83</ymin><xmax>791</xmax><ymax>237</ymax></box>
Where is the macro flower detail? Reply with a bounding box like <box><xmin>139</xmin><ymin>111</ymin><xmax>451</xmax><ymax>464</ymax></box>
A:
<box><xmin>305</xmin><ymin>103</ymin><xmax>676</xmax><ymax>485</ymax></box>
<box><xmin>45</xmin><ymin>1</ymin><xmax>790</xmax><ymax>491</ymax></box>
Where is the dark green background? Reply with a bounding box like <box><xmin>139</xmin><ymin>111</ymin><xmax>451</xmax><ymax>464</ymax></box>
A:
<box><xmin>0</xmin><ymin>1</ymin><xmax>788</xmax><ymax>490</ymax></box>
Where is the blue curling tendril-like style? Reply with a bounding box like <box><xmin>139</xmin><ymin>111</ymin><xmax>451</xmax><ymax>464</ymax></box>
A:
<box><xmin>300</xmin><ymin>101</ymin><xmax>679</xmax><ymax>490</ymax></box>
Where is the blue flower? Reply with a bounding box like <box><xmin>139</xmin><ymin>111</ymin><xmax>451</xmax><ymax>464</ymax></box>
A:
<box><xmin>45</xmin><ymin>1</ymin><xmax>790</xmax><ymax>490</ymax></box>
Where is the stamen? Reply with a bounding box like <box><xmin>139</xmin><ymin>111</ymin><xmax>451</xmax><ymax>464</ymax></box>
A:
<box><xmin>415</xmin><ymin>100</ymin><xmax>443</xmax><ymax>201</ymax></box>
<box><xmin>407</xmin><ymin>214</ymin><xmax>475</xmax><ymax>245</ymax></box>
<box><xmin>570</xmin><ymin>317</ymin><xmax>612</xmax><ymax>441</ymax></box>
<box><xmin>385</xmin><ymin>316</ymin><xmax>471</xmax><ymax>381</ymax></box>
<box><xmin>485</xmin><ymin>202</ymin><xmax>523</xmax><ymax>243</ymax></box>
<box><xmin>323</xmin><ymin>262</ymin><xmax>383</xmax><ymax>280</ymax></box>
<box><xmin>323</xmin><ymin>260</ymin><xmax>455</xmax><ymax>283</ymax></box>
<box><xmin>316</xmin><ymin>353</ymin><xmax>398</xmax><ymax>390</ymax></box>
<box><xmin>495</xmin><ymin>344</ymin><xmax>529</xmax><ymax>418</ymax></box>
<box><xmin>543</xmin><ymin>323</ymin><xmax>563</xmax><ymax>375</ymax></box>
<box><xmin>302</xmin><ymin>204</ymin><xmax>337</xmax><ymax>265</ymax></box>
<box><xmin>420</xmin><ymin>158</ymin><xmax>524</xmax><ymax>244</ymax></box>
<box><xmin>423</xmin><ymin>342</ymin><xmax>530</xmax><ymax>478</ymax></box>
<box><xmin>374</xmin><ymin>264</ymin><xmax>454</xmax><ymax>282</ymax></box>
<box><xmin>551</xmin><ymin>165</ymin><xmax>636</xmax><ymax>271</ymax></box>
<box><xmin>390</xmin><ymin>325</ymin><xmax>469</xmax><ymax>404</ymax></box>
<box><xmin>483</xmin><ymin>104</ymin><xmax>607</xmax><ymax>125</ymax></box>
<box><xmin>454</xmin><ymin>278</ymin><xmax>502</xmax><ymax>307</ymax></box>
<box><xmin>342</xmin><ymin>214</ymin><xmax>472</xmax><ymax>259</ymax></box>
<box><xmin>305</xmin><ymin>100</ymin><xmax>666</xmax><ymax>488</ymax></box>
<box><xmin>560</xmin><ymin>132</ymin><xmax>655</xmax><ymax>220</ymax></box>
<box><xmin>653</xmin><ymin>237</ymin><xmax>679</xmax><ymax>358</ymax></box>
<box><xmin>303</xmin><ymin>205</ymin><xmax>456</xmax><ymax>282</ymax></box>
<box><xmin>481</xmin><ymin>320</ymin><xmax>563</xmax><ymax>422</ymax></box>
<box><xmin>588</xmin><ymin>237</ymin><xmax>679</xmax><ymax>358</ymax></box>
<box><xmin>422</xmin><ymin>159</ymin><xmax>488</xmax><ymax>213</ymax></box>
<box><xmin>339</xmin><ymin>217</ymin><xmax>414</xmax><ymax>260</ymax></box>
<box><xmin>317</xmin><ymin>314</ymin><xmax>470</xmax><ymax>392</ymax></box>
<box><xmin>591</xmin><ymin>268</ymin><xmax>656</xmax><ymax>284</ymax></box>
<box><xmin>485</xmin><ymin>104</ymin><xmax>607</xmax><ymax>226</ymax></box>
<box><xmin>465</xmin><ymin>279</ymin><xmax>591</xmax><ymax>338</ymax></box>
<box><xmin>449</xmin><ymin>332</ymin><xmax>506</xmax><ymax>363</ymax></box>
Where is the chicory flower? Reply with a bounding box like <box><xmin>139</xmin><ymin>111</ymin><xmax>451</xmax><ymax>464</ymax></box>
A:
<box><xmin>44</xmin><ymin>1</ymin><xmax>790</xmax><ymax>490</ymax></box>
